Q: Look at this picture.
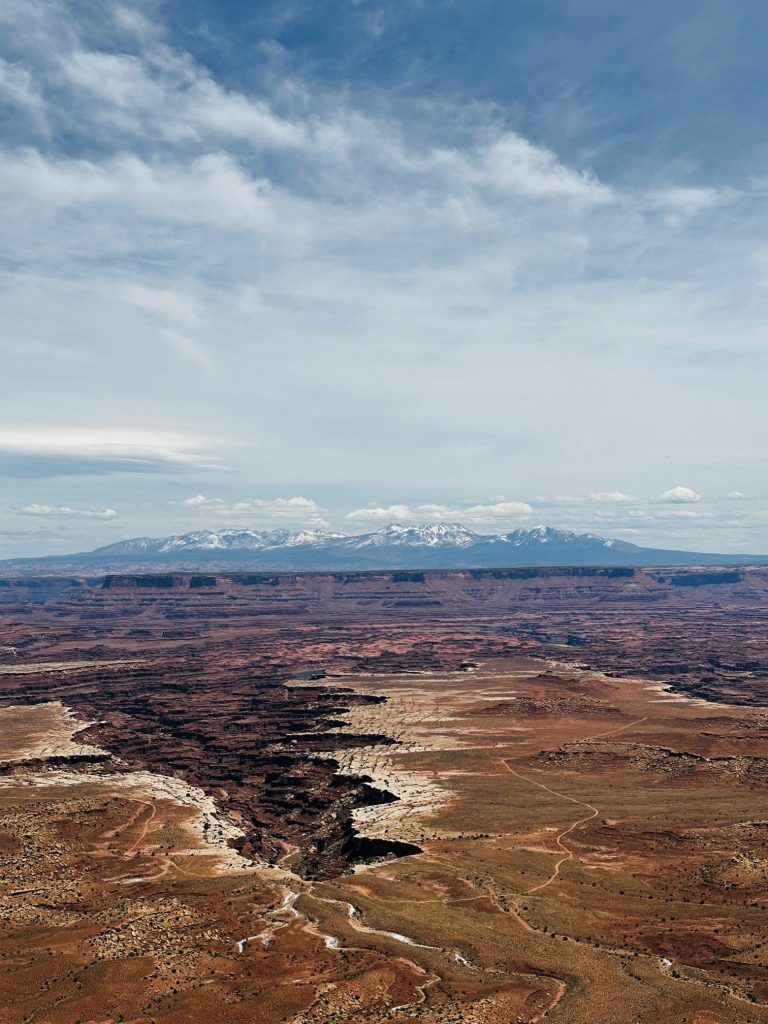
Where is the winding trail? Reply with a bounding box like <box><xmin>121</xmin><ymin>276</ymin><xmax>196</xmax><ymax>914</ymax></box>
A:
<box><xmin>124</xmin><ymin>800</ymin><xmax>156</xmax><ymax>857</ymax></box>
<box><xmin>501</xmin><ymin>716</ymin><xmax>647</xmax><ymax>895</ymax></box>
<box><xmin>529</xmin><ymin>979</ymin><xmax>567</xmax><ymax>1024</ymax></box>
<box><xmin>501</xmin><ymin>760</ymin><xmax>600</xmax><ymax>894</ymax></box>
<box><xmin>90</xmin><ymin>797</ymin><xmax>154</xmax><ymax>859</ymax></box>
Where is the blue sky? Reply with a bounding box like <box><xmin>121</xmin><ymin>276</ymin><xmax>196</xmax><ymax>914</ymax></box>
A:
<box><xmin>0</xmin><ymin>0</ymin><xmax>766</xmax><ymax>555</ymax></box>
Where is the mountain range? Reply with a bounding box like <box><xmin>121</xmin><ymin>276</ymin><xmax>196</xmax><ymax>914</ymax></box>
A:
<box><xmin>3</xmin><ymin>523</ymin><xmax>767</xmax><ymax>573</ymax></box>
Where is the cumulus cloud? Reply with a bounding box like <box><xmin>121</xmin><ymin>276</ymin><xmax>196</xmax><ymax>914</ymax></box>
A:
<box><xmin>21</xmin><ymin>504</ymin><xmax>117</xmax><ymax>519</ymax></box>
<box><xmin>345</xmin><ymin>500</ymin><xmax>533</xmax><ymax>523</ymax></box>
<box><xmin>181</xmin><ymin>495</ymin><xmax>327</xmax><ymax>524</ymax></box>
<box><xmin>589</xmin><ymin>491</ymin><xmax>633</xmax><ymax>503</ymax></box>
<box><xmin>346</xmin><ymin>504</ymin><xmax>416</xmax><ymax>521</ymax></box>
<box><xmin>463</xmin><ymin>501</ymin><xmax>534</xmax><ymax>519</ymax></box>
<box><xmin>657</xmin><ymin>486</ymin><xmax>702</xmax><ymax>503</ymax></box>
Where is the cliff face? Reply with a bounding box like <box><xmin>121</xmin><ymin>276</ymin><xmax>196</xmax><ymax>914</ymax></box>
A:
<box><xmin>92</xmin><ymin>563</ymin><xmax>754</xmax><ymax>609</ymax></box>
<box><xmin>0</xmin><ymin>652</ymin><xmax>443</xmax><ymax>878</ymax></box>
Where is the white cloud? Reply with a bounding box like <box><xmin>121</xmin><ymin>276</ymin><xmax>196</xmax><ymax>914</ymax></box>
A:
<box><xmin>0</xmin><ymin>150</ymin><xmax>272</xmax><ymax>229</ymax></box>
<box><xmin>345</xmin><ymin>500</ymin><xmax>532</xmax><ymax>523</ymax></box>
<box><xmin>183</xmin><ymin>495</ymin><xmax>223</xmax><ymax>509</ymax></box>
<box><xmin>648</xmin><ymin>186</ymin><xmax>738</xmax><ymax>224</ymax></box>
<box><xmin>0</xmin><ymin>57</ymin><xmax>44</xmax><ymax>115</ymax></box>
<box><xmin>111</xmin><ymin>5</ymin><xmax>161</xmax><ymax>41</ymax></box>
<box><xmin>21</xmin><ymin>503</ymin><xmax>117</xmax><ymax>519</ymax></box>
<box><xmin>462</xmin><ymin>501</ymin><xmax>534</xmax><ymax>519</ymax></box>
<box><xmin>589</xmin><ymin>491</ymin><xmax>633</xmax><ymax>503</ymax></box>
<box><xmin>0</xmin><ymin>429</ymin><xmax>220</xmax><ymax>476</ymax></box>
<box><xmin>657</xmin><ymin>486</ymin><xmax>702</xmax><ymax>503</ymax></box>
<box><xmin>60</xmin><ymin>46</ymin><xmax>306</xmax><ymax>149</ymax></box>
<box><xmin>46</xmin><ymin>35</ymin><xmax>612</xmax><ymax>209</ymax></box>
<box><xmin>475</xmin><ymin>134</ymin><xmax>612</xmax><ymax>203</ymax></box>
<box><xmin>345</xmin><ymin>504</ymin><xmax>413</xmax><ymax>521</ymax></box>
<box><xmin>657</xmin><ymin>509</ymin><xmax>713</xmax><ymax>519</ymax></box>
<box><xmin>181</xmin><ymin>495</ymin><xmax>326</xmax><ymax>523</ymax></box>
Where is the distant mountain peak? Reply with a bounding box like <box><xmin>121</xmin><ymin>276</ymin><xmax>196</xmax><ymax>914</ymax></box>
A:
<box><xmin>353</xmin><ymin>522</ymin><xmax>479</xmax><ymax>548</ymax></box>
<box><xmin>502</xmin><ymin>525</ymin><xmax>615</xmax><ymax>548</ymax></box>
<box><xmin>6</xmin><ymin>521</ymin><xmax>764</xmax><ymax>571</ymax></box>
<box><xmin>80</xmin><ymin>521</ymin><xmax>656</xmax><ymax>559</ymax></box>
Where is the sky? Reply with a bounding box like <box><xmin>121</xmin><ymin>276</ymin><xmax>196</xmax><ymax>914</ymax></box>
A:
<box><xmin>1</xmin><ymin>0</ymin><xmax>767</xmax><ymax>557</ymax></box>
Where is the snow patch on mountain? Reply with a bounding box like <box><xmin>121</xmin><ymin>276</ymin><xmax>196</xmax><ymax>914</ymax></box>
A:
<box><xmin>92</xmin><ymin>522</ymin><xmax>630</xmax><ymax>558</ymax></box>
<box><xmin>345</xmin><ymin>522</ymin><xmax>479</xmax><ymax>549</ymax></box>
<box><xmin>95</xmin><ymin>528</ymin><xmax>346</xmax><ymax>556</ymax></box>
<box><xmin>501</xmin><ymin>525</ymin><xmax>617</xmax><ymax>548</ymax></box>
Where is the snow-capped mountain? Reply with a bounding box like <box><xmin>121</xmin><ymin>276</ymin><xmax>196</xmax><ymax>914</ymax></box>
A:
<box><xmin>491</xmin><ymin>525</ymin><xmax>621</xmax><ymax>553</ymax></box>
<box><xmin>8</xmin><ymin>521</ymin><xmax>765</xmax><ymax>571</ymax></box>
<box><xmin>92</xmin><ymin>522</ymin><xmax>482</xmax><ymax>557</ymax></box>
<box><xmin>158</xmin><ymin>530</ymin><xmax>271</xmax><ymax>552</ymax></box>
<box><xmin>500</xmin><ymin>525</ymin><xmax>614</xmax><ymax>548</ymax></box>
<box><xmin>341</xmin><ymin>523</ymin><xmax>479</xmax><ymax>549</ymax></box>
<box><xmin>267</xmin><ymin>529</ymin><xmax>348</xmax><ymax>547</ymax></box>
<box><xmin>93</xmin><ymin>528</ymin><xmax>346</xmax><ymax>556</ymax></box>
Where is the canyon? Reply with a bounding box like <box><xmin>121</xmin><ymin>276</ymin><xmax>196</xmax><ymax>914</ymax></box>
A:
<box><xmin>1</xmin><ymin>565</ymin><xmax>768</xmax><ymax>1022</ymax></box>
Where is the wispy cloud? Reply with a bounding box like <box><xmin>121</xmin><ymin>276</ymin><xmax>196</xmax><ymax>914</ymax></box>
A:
<box><xmin>0</xmin><ymin>56</ymin><xmax>44</xmax><ymax>117</ymax></box>
<box><xmin>59</xmin><ymin>46</ymin><xmax>306</xmax><ymax>149</ymax></box>
<box><xmin>0</xmin><ymin>150</ymin><xmax>272</xmax><ymax>229</ymax></box>
<box><xmin>21</xmin><ymin>503</ymin><xmax>117</xmax><ymax>519</ymax></box>
<box><xmin>0</xmin><ymin>430</ymin><xmax>220</xmax><ymax>477</ymax></box>
<box><xmin>647</xmin><ymin>186</ymin><xmax>740</xmax><ymax>226</ymax></box>
<box><xmin>3</xmin><ymin>1</ymin><xmax>614</xmax><ymax>215</ymax></box>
